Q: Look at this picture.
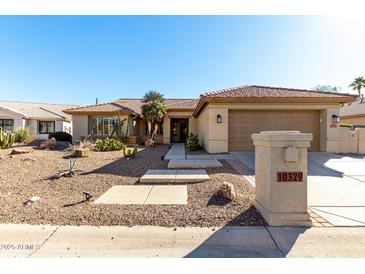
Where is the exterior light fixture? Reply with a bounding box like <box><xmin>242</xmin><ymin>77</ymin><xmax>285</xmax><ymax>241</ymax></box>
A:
<box><xmin>332</xmin><ymin>114</ymin><xmax>340</xmax><ymax>123</ymax></box>
<box><xmin>217</xmin><ymin>114</ymin><xmax>222</xmax><ymax>123</ymax></box>
<box><xmin>132</xmin><ymin>120</ymin><xmax>137</xmax><ymax>127</ymax></box>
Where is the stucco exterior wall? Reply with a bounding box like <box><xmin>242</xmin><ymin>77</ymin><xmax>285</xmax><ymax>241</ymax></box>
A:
<box><xmin>72</xmin><ymin>115</ymin><xmax>88</xmax><ymax>142</ymax></box>
<box><xmin>195</xmin><ymin>102</ymin><xmax>342</xmax><ymax>153</ymax></box>
<box><xmin>341</xmin><ymin>116</ymin><xmax>365</xmax><ymax>126</ymax></box>
<box><xmin>162</xmin><ymin>110</ymin><xmax>195</xmax><ymax>144</ymax></box>
<box><xmin>339</xmin><ymin>128</ymin><xmax>365</xmax><ymax>154</ymax></box>
<box><xmin>196</xmin><ymin>107</ymin><xmax>209</xmax><ymax>150</ymax></box>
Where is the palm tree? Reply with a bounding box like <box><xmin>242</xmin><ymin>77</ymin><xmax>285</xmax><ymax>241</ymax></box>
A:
<box><xmin>141</xmin><ymin>91</ymin><xmax>167</xmax><ymax>142</ymax></box>
<box><xmin>349</xmin><ymin>77</ymin><xmax>365</xmax><ymax>96</ymax></box>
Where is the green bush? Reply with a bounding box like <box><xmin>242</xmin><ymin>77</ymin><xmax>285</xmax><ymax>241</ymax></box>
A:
<box><xmin>15</xmin><ymin>128</ymin><xmax>34</xmax><ymax>144</ymax></box>
<box><xmin>186</xmin><ymin>133</ymin><xmax>200</xmax><ymax>151</ymax></box>
<box><xmin>93</xmin><ymin>138</ymin><xmax>124</xmax><ymax>151</ymax></box>
<box><xmin>49</xmin><ymin>132</ymin><xmax>72</xmax><ymax>143</ymax></box>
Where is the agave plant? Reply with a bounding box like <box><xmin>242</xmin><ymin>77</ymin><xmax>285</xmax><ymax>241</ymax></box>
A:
<box><xmin>59</xmin><ymin>159</ymin><xmax>79</xmax><ymax>178</ymax></box>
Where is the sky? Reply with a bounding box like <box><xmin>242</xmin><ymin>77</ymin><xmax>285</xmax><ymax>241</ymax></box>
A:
<box><xmin>0</xmin><ymin>16</ymin><xmax>364</xmax><ymax>105</ymax></box>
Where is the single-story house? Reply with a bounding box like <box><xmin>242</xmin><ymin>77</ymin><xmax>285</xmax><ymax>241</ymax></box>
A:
<box><xmin>340</xmin><ymin>98</ymin><xmax>365</xmax><ymax>126</ymax></box>
<box><xmin>0</xmin><ymin>100</ymin><xmax>78</xmax><ymax>139</ymax></box>
<box><xmin>64</xmin><ymin>85</ymin><xmax>356</xmax><ymax>153</ymax></box>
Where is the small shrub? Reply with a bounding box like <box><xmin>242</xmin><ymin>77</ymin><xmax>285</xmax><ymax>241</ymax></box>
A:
<box><xmin>186</xmin><ymin>133</ymin><xmax>200</xmax><ymax>151</ymax></box>
<box><xmin>15</xmin><ymin>128</ymin><xmax>34</xmax><ymax>144</ymax></box>
<box><xmin>123</xmin><ymin>145</ymin><xmax>138</xmax><ymax>159</ymax></box>
<box><xmin>93</xmin><ymin>138</ymin><xmax>124</xmax><ymax>151</ymax></box>
<box><xmin>49</xmin><ymin>132</ymin><xmax>72</xmax><ymax>143</ymax></box>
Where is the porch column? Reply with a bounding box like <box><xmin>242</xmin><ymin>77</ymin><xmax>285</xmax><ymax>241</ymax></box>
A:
<box><xmin>252</xmin><ymin>131</ymin><xmax>312</xmax><ymax>226</ymax></box>
<box><xmin>163</xmin><ymin>116</ymin><xmax>170</xmax><ymax>144</ymax></box>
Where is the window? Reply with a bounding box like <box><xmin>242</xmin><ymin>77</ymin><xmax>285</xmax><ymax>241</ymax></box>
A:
<box><xmin>38</xmin><ymin>121</ymin><xmax>55</xmax><ymax>134</ymax></box>
<box><xmin>89</xmin><ymin>117</ymin><xmax>113</xmax><ymax>135</ymax></box>
<box><xmin>0</xmin><ymin>119</ymin><xmax>14</xmax><ymax>132</ymax></box>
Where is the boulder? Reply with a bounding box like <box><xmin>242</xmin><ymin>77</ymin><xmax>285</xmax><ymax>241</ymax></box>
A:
<box><xmin>74</xmin><ymin>148</ymin><xmax>90</xmax><ymax>158</ymax></box>
<box><xmin>217</xmin><ymin>182</ymin><xmax>236</xmax><ymax>201</ymax></box>
<box><xmin>40</xmin><ymin>138</ymin><xmax>56</xmax><ymax>149</ymax></box>
<box><xmin>10</xmin><ymin>147</ymin><xmax>34</xmax><ymax>155</ymax></box>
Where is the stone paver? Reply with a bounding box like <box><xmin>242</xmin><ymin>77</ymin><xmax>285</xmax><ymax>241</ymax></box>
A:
<box><xmin>175</xmin><ymin>169</ymin><xmax>210</xmax><ymax>182</ymax></box>
<box><xmin>94</xmin><ymin>185</ymin><xmax>187</xmax><ymax>205</ymax></box>
<box><xmin>164</xmin><ymin>143</ymin><xmax>185</xmax><ymax>160</ymax></box>
<box><xmin>94</xmin><ymin>185</ymin><xmax>152</xmax><ymax>204</ymax></box>
<box><xmin>140</xmin><ymin>169</ymin><xmax>209</xmax><ymax>183</ymax></box>
<box><xmin>187</xmin><ymin>154</ymin><xmax>235</xmax><ymax>160</ymax></box>
<box><xmin>140</xmin><ymin>169</ymin><xmax>177</xmax><ymax>183</ymax></box>
<box><xmin>145</xmin><ymin>185</ymin><xmax>188</xmax><ymax>205</ymax></box>
<box><xmin>168</xmin><ymin>159</ymin><xmax>222</xmax><ymax>169</ymax></box>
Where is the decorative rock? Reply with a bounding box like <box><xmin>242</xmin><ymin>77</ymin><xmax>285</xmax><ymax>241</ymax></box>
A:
<box><xmin>40</xmin><ymin>138</ymin><xmax>56</xmax><ymax>149</ymax></box>
<box><xmin>23</xmin><ymin>156</ymin><xmax>36</xmax><ymax>162</ymax></box>
<box><xmin>30</xmin><ymin>196</ymin><xmax>40</xmax><ymax>202</ymax></box>
<box><xmin>9</xmin><ymin>155</ymin><xmax>14</xmax><ymax>158</ymax></box>
<box><xmin>74</xmin><ymin>148</ymin><xmax>90</xmax><ymax>158</ymax></box>
<box><xmin>217</xmin><ymin>182</ymin><xmax>236</xmax><ymax>201</ymax></box>
<box><xmin>10</xmin><ymin>147</ymin><xmax>34</xmax><ymax>155</ymax></box>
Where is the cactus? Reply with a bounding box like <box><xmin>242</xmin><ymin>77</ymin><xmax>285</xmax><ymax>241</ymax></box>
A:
<box><xmin>123</xmin><ymin>145</ymin><xmax>138</xmax><ymax>159</ymax></box>
<box><xmin>0</xmin><ymin>128</ymin><xmax>15</xmax><ymax>149</ymax></box>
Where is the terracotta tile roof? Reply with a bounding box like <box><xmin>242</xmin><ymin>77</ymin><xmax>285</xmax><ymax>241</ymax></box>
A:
<box><xmin>340</xmin><ymin>98</ymin><xmax>365</xmax><ymax>117</ymax></box>
<box><xmin>114</xmin><ymin>98</ymin><xmax>198</xmax><ymax>113</ymax></box>
<box><xmin>63</xmin><ymin>102</ymin><xmax>136</xmax><ymax>114</ymax></box>
<box><xmin>64</xmin><ymin>98</ymin><xmax>198</xmax><ymax>115</ymax></box>
<box><xmin>200</xmin><ymin>85</ymin><xmax>357</xmax><ymax>99</ymax></box>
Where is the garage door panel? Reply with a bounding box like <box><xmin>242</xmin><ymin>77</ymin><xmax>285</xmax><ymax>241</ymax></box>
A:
<box><xmin>228</xmin><ymin>110</ymin><xmax>320</xmax><ymax>151</ymax></box>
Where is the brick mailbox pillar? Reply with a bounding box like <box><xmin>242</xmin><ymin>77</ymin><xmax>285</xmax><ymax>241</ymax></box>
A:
<box><xmin>252</xmin><ymin>131</ymin><xmax>312</xmax><ymax>226</ymax></box>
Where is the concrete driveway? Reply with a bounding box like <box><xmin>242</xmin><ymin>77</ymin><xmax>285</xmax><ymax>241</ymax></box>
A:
<box><xmin>231</xmin><ymin>151</ymin><xmax>365</xmax><ymax>226</ymax></box>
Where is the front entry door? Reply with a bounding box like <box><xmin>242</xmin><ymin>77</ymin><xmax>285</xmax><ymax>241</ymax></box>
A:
<box><xmin>171</xmin><ymin>118</ymin><xmax>189</xmax><ymax>143</ymax></box>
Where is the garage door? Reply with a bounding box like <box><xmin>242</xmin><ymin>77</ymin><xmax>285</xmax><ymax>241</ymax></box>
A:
<box><xmin>228</xmin><ymin>110</ymin><xmax>320</xmax><ymax>151</ymax></box>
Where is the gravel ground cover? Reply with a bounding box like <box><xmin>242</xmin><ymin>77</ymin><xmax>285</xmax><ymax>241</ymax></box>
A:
<box><xmin>0</xmin><ymin>145</ymin><xmax>265</xmax><ymax>227</ymax></box>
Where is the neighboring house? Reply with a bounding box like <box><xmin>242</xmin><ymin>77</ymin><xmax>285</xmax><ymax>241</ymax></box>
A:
<box><xmin>64</xmin><ymin>85</ymin><xmax>356</xmax><ymax>153</ymax></box>
<box><xmin>0</xmin><ymin>100</ymin><xmax>78</xmax><ymax>139</ymax></box>
<box><xmin>340</xmin><ymin>99</ymin><xmax>365</xmax><ymax>126</ymax></box>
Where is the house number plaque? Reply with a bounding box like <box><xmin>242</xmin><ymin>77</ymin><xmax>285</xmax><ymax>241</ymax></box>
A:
<box><xmin>277</xmin><ymin>172</ymin><xmax>303</xmax><ymax>182</ymax></box>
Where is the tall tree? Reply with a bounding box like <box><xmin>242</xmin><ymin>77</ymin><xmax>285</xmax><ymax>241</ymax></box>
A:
<box><xmin>349</xmin><ymin>77</ymin><xmax>365</xmax><ymax>96</ymax></box>
<box><xmin>141</xmin><ymin>91</ymin><xmax>167</xmax><ymax>141</ymax></box>
<box><xmin>313</xmin><ymin>85</ymin><xmax>342</xmax><ymax>93</ymax></box>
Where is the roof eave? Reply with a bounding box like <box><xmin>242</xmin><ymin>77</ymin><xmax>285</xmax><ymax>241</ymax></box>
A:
<box><xmin>192</xmin><ymin>96</ymin><xmax>356</xmax><ymax>118</ymax></box>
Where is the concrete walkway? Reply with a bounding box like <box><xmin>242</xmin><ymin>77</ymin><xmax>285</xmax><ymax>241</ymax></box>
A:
<box><xmin>140</xmin><ymin>169</ymin><xmax>210</xmax><ymax>183</ymax></box>
<box><xmin>1</xmin><ymin>224</ymin><xmax>365</xmax><ymax>258</ymax></box>
<box><xmin>94</xmin><ymin>185</ymin><xmax>188</xmax><ymax>205</ymax></box>
<box><xmin>164</xmin><ymin>143</ymin><xmax>186</xmax><ymax>160</ymax></box>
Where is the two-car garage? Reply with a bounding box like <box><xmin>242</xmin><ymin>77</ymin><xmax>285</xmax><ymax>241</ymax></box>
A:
<box><xmin>228</xmin><ymin>110</ymin><xmax>321</xmax><ymax>151</ymax></box>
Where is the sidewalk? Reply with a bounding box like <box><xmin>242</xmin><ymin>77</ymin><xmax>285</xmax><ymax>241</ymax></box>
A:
<box><xmin>1</xmin><ymin>224</ymin><xmax>365</xmax><ymax>258</ymax></box>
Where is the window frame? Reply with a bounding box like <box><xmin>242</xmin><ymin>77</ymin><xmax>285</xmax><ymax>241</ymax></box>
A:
<box><xmin>88</xmin><ymin>116</ymin><xmax>114</xmax><ymax>136</ymax></box>
<box><xmin>0</xmin><ymin>119</ymin><xmax>14</xmax><ymax>132</ymax></box>
<box><xmin>38</xmin><ymin>121</ymin><xmax>55</xmax><ymax>134</ymax></box>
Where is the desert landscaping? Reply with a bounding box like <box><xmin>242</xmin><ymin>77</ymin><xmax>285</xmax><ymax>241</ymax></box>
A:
<box><xmin>0</xmin><ymin>144</ymin><xmax>264</xmax><ymax>227</ymax></box>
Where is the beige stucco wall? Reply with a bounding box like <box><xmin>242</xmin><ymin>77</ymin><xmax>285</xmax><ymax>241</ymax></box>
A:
<box><xmin>195</xmin><ymin>102</ymin><xmax>342</xmax><ymax>153</ymax></box>
<box><xmin>339</xmin><ymin>128</ymin><xmax>365</xmax><ymax>154</ymax></box>
<box><xmin>341</xmin><ymin>116</ymin><xmax>365</xmax><ymax>126</ymax></box>
<box><xmin>196</xmin><ymin>107</ymin><xmax>209</xmax><ymax>149</ymax></box>
<box><xmin>162</xmin><ymin>110</ymin><xmax>195</xmax><ymax>144</ymax></box>
<box><xmin>72</xmin><ymin>115</ymin><xmax>88</xmax><ymax>142</ymax></box>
